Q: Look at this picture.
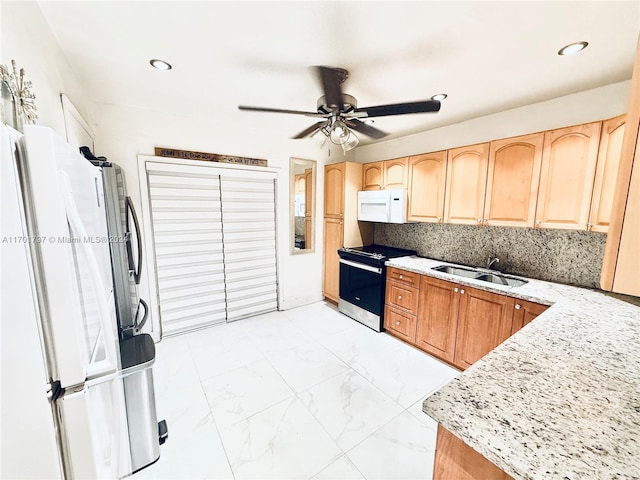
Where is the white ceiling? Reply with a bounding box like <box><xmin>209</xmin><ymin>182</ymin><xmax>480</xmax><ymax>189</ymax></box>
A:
<box><xmin>38</xmin><ymin>1</ymin><xmax>640</xmax><ymax>146</ymax></box>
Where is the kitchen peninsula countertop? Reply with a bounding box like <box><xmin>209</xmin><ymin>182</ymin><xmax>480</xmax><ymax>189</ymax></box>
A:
<box><xmin>385</xmin><ymin>256</ymin><xmax>640</xmax><ymax>480</ymax></box>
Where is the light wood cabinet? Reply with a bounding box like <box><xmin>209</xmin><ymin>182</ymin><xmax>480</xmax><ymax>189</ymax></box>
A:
<box><xmin>384</xmin><ymin>267</ymin><xmax>420</xmax><ymax>343</ymax></box>
<box><xmin>483</xmin><ymin>133</ymin><xmax>544</xmax><ymax>227</ymax></box>
<box><xmin>415</xmin><ymin>276</ymin><xmax>460</xmax><ymax>363</ymax></box>
<box><xmin>444</xmin><ymin>143</ymin><xmax>490</xmax><ymax>225</ymax></box>
<box><xmin>602</xmin><ymin>36</ymin><xmax>640</xmax><ymax>296</ymax></box>
<box><xmin>384</xmin><ymin>306</ymin><xmax>417</xmax><ymax>343</ymax></box>
<box><xmin>392</xmin><ymin>268</ymin><xmax>548</xmax><ymax>369</ymax></box>
<box><xmin>510</xmin><ymin>299</ymin><xmax>549</xmax><ymax>335</ymax></box>
<box><xmin>407</xmin><ymin>151</ymin><xmax>447</xmax><ymax>223</ymax></box>
<box><xmin>323</xmin><ymin>162</ymin><xmax>373</xmax><ymax>303</ymax></box>
<box><xmin>588</xmin><ymin>115</ymin><xmax>626</xmax><ymax>233</ymax></box>
<box><xmin>324</xmin><ymin>163</ymin><xmax>345</xmax><ymax>218</ymax></box>
<box><xmin>362</xmin><ymin>157</ymin><xmax>409</xmax><ymax>190</ymax></box>
<box><xmin>433</xmin><ymin>425</ymin><xmax>513</xmax><ymax>480</ymax></box>
<box><xmin>535</xmin><ymin>122</ymin><xmax>602</xmax><ymax>230</ymax></box>
<box><xmin>323</xmin><ymin>217</ymin><xmax>343</xmax><ymax>303</ymax></box>
<box><xmin>453</xmin><ymin>286</ymin><xmax>515</xmax><ymax>370</ymax></box>
<box><xmin>383</xmin><ymin>157</ymin><xmax>409</xmax><ymax>189</ymax></box>
<box><xmin>362</xmin><ymin>161</ymin><xmax>384</xmax><ymax>190</ymax></box>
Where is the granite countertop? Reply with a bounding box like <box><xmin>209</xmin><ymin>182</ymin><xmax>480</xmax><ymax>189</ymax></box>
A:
<box><xmin>385</xmin><ymin>256</ymin><xmax>640</xmax><ymax>480</ymax></box>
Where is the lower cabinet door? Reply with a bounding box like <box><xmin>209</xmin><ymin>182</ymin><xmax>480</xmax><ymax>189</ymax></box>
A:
<box><xmin>384</xmin><ymin>305</ymin><xmax>417</xmax><ymax>343</ymax></box>
<box><xmin>453</xmin><ymin>286</ymin><xmax>515</xmax><ymax>370</ymax></box>
<box><xmin>511</xmin><ymin>299</ymin><xmax>549</xmax><ymax>334</ymax></box>
<box><xmin>415</xmin><ymin>276</ymin><xmax>460</xmax><ymax>363</ymax></box>
<box><xmin>323</xmin><ymin>217</ymin><xmax>343</xmax><ymax>302</ymax></box>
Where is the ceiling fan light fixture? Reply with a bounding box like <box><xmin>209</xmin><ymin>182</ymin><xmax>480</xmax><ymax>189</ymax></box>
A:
<box><xmin>431</xmin><ymin>93</ymin><xmax>447</xmax><ymax>101</ymax></box>
<box><xmin>557</xmin><ymin>41</ymin><xmax>588</xmax><ymax>56</ymax></box>
<box><xmin>341</xmin><ymin>132</ymin><xmax>360</xmax><ymax>154</ymax></box>
<box><xmin>329</xmin><ymin>120</ymin><xmax>350</xmax><ymax>145</ymax></box>
<box><xmin>149</xmin><ymin>59</ymin><xmax>172</xmax><ymax>70</ymax></box>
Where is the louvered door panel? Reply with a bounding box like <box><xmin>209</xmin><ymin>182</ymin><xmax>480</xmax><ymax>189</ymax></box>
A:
<box><xmin>221</xmin><ymin>175</ymin><xmax>278</xmax><ymax>321</ymax></box>
<box><xmin>147</xmin><ymin>164</ymin><xmax>227</xmax><ymax>334</ymax></box>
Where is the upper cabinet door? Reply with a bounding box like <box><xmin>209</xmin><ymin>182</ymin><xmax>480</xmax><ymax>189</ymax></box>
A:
<box><xmin>444</xmin><ymin>143</ymin><xmax>490</xmax><ymax>225</ymax></box>
<box><xmin>362</xmin><ymin>161</ymin><xmax>383</xmax><ymax>190</ymax></box>
<box><xmin>535</xmin><ymin>122</ymin><xmax>602</xmax><ymax>230</ymax></box>
<box><xmin>383</xmin><ymin>157</ymin><xmax>409</xmax><ymax>189</ymax></box>
<box><xmin>407</xmin><ymin>151</ymin><xmax>447</xmax><ymax>223</ymax></box>
<box><xmin>589</xmin><ymin>115</ymin><xmax>626</xmax><ymax>233</ymax></box>
<box><xmin>324</xmin><ymin>163</ymin><xmax>345</xmax><ymax>217</ymax></box>
<box><xmin>484</xmin><ymin>133</ymin><xmax>544</xmax><ymax>227</ymax></box>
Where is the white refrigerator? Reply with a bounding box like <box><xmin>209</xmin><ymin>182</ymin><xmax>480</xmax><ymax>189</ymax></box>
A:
<box><xmin>1</xmin><ymin>124</ymin><xmax>131</xmax><ymax>478</ymax></box>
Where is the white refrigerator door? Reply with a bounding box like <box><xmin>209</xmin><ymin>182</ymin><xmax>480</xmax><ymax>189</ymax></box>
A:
<box><xmin>1</xmin><ymin>125</ymin><xmax>62</xmax><ymax>479</ymax></box>
<box><xmin>20</xmin><ymin>125</ymin><xmax>120</xmax><ymax>387</ymax></box>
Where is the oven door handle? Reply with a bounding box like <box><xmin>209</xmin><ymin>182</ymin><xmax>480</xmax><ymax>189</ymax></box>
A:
<box><xmin>339</xmin><ymin>258</ymin><xmax>382</xmax><ymax>275</ymax></box>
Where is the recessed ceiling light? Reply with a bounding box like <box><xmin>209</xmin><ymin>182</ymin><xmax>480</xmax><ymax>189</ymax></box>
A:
<box><xmin>557</xmin><ymin>41</ymin><xmax>588</xmax><ymax>56</ymax></box>
<box><xmin>431</xmin><ymin>93</ymin><xmax>447</xmax><ymax>101</ymax></box>
<box><xmin>150</xmin><ymin>59</ymin><xmax>172</xmax><ymax>70</ymax></box>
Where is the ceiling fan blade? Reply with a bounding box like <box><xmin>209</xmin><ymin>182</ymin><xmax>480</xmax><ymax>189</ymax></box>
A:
<box><xmin>238</xmin><ymin>105</ymin><xmax>327</xmax><ymax>118</ymax></box>
<box><xmin>354</xmin><ymin>100</ymin><xmax>441</xmax><ymax>118</ymax></box>
<box><xmin>315</xmin><ymin>66</ymin><xmax>345</xmax><ymax>112</ymax></box>
<box><xmin>345</xmin><ymin>119</ymin><xmax>388</xmax><ymax>139</ymax></box>
<box><xmin>292</xmin><ymin>121</ymin><xmax>327</xmax><ymax>139</ymax></box>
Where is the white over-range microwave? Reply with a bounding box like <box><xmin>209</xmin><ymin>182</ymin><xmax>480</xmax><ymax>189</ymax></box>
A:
<box><xmin>357</xmin><ymin>189</ymin><xmax>407</xmax><ymax>223</ymax></box>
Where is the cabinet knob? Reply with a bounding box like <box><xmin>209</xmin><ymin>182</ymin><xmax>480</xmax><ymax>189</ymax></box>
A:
<box><xmin>399</xmin><ymin>274</ymin><xmax>403</xmax><ymax>279</ymax></box>
<box><xmin>396</xmin><ymin>321</ymin><xmax>401</xmax><ymax>326</ymax></box>
<box><xmin>398</xmin><ymin>295</ymin><xmax>402</xmax><ymax>300</ymax></box>
<box><xmin>437</xmin><ymin>217</ymin><xmax>442</xmax><ymax>222</ymax></box>
<box><xmin>477</xmin><ymin>218</ymin><xmax>482</xmax><ymax>223</ymax></box>
<box><xmin>535</xmin><ymin>220</ymin><xmax>541</xmax><ymax>226</ymax></box>
<box><xmin>515</xmin><ymin>304</ymin><xmax>521</xmax><ymax>310</ymax></box>
<box><xmin>587</xmin><ymin>222</ymin><xmax>593</xmax><ymax>230</ymax></box>
<box><xmin>460</xmin><ymin>289</ymin><xmax>465</xmax><ymax>295</ymax></box>
<box><xmin>454</xmin><ymin>287</ymin><xmax>459</xmax><ymax>293</ymax></box>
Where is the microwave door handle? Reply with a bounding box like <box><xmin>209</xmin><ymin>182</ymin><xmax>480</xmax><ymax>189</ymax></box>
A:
<box><xmin>125</xmin><ymin>196</ymin><xmax>143</xmax><ymax>285</ymax></box>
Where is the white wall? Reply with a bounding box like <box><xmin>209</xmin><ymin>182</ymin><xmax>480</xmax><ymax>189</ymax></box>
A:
<box><xmin>0</xmin><ymin>1</ymin><xmax>93</xmax><ymax>138</ymax></box>
<box><xmin>354</xmin><ymin>80</ymin><xmax>631</xmax><ymax>162</ymax></box>
<box><xmin>91</xmin><ymin>102</ymin><xmax>329</xmax><ymax>318</ymax></box>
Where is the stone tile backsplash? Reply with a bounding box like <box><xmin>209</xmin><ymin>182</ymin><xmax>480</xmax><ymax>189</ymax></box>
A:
<box><xmin>374</xmin><ymin>223</ymin><xmax>607</xmax><ymax>289</ymax></box>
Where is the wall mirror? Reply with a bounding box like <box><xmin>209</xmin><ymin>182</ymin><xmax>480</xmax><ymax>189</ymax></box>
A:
<box><xmin>290</xmin><ymin>158</ymin><xmax>316</xmax><ymax>254</ymax></box>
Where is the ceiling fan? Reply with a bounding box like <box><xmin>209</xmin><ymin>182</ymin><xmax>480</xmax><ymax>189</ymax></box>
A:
<box><xmin>238</xmin><ymin>66</ymin><xmax>441</xmax><ymax>152</ymax></box>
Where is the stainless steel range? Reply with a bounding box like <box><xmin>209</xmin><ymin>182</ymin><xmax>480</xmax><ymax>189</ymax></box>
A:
<box><xmin>337</xmin><ymin>245</ymin><xmax>416</xmax><ymax>332</ymax></box>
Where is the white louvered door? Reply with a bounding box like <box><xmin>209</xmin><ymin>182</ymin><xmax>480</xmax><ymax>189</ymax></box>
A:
<box><xmin>144</xmin><ymin>162</ymin><xmax>278</xmax><ymax>336</ymax></box>
<box><xmin>220</xmin><ymin>175</ymin><xmax>278</xmax><ymax>321</ymax></box>
<box><xmin>146</xmin><ymin>163</ymin><xmax>226</xmax><ymax>335</ymax></box>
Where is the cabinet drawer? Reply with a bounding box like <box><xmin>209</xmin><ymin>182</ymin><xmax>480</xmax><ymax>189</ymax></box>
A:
<box><xmin>384</xmin><ymin>305</ymin><xmax>417</xmax><ymax>343</ymax></box>
<box><xmin>385</xmin><ymin>280</ymin><xmax>419</xmax><ymax>314</ymax></box>
<box><xmin>387</xmin><ymin>267</ymin><xmax>420</xmax><ymax>287</ymax></box>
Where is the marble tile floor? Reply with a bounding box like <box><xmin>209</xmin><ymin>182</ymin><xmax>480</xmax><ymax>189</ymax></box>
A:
<box><xmin>133</xmin><ymin>301</ymin><xmax>460</xmax><ymax>480</ymax></box>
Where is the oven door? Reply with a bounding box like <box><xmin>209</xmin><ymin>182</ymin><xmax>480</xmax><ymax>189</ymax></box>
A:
<box><xmin>339</xmin><ymin>258</ymin><xmax>384</xmax><ymax>317</ymax></box>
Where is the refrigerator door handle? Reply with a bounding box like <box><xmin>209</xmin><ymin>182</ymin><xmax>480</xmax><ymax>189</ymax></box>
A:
<box><xmin>134</xmin><ymin>298</ymin><xmax>149</xmax><ymax>332</ymax></box>
<box><xmin>125</xmin><ymin>196</ymin><xmax>143</xmax><ymax>285</ymax></box>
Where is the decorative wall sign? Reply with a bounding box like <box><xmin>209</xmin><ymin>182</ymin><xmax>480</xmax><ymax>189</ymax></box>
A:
<box><xmin>154</xmin><ymin>147</ymin><xmax>268</xmax><ymax>167</ymax></box>
<box><xmin>0</xmin><ymin>60</ymin><xmax>38</xmax><ymax>131</ymax></box>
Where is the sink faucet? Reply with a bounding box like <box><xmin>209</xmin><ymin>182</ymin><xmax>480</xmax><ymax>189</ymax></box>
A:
<box><xmin>486</xmin><ymin>256</ymin><xmax>500</xmax><ymax>270</ymax></box>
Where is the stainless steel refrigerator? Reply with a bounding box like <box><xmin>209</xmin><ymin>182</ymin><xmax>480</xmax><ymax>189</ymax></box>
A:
<box><xmin>1</xmin><ymin>124</ymin><xmax>162</xmax><ymax>478</ymax></box>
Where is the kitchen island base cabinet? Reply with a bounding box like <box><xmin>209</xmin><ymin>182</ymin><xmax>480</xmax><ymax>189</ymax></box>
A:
<box><xmin>433</xmin><ymin>426</ymin><xmax>513</xmax><ymax>480</ymax></box>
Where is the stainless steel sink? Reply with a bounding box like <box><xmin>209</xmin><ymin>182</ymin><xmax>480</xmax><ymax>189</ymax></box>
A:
<box><xmin>474</xmin><ymin>273</ymin><xmax>528</xmax><ymax>287</ymax></box>
<box><xmin>431</xmin><ymin>265</ymin><xmax>528</xmax><ymax>287</ymax></box>
<box><xmin>431</xmin><ymin>265</ymin><xmax>482</xmax><ymax>278</ymax></box>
